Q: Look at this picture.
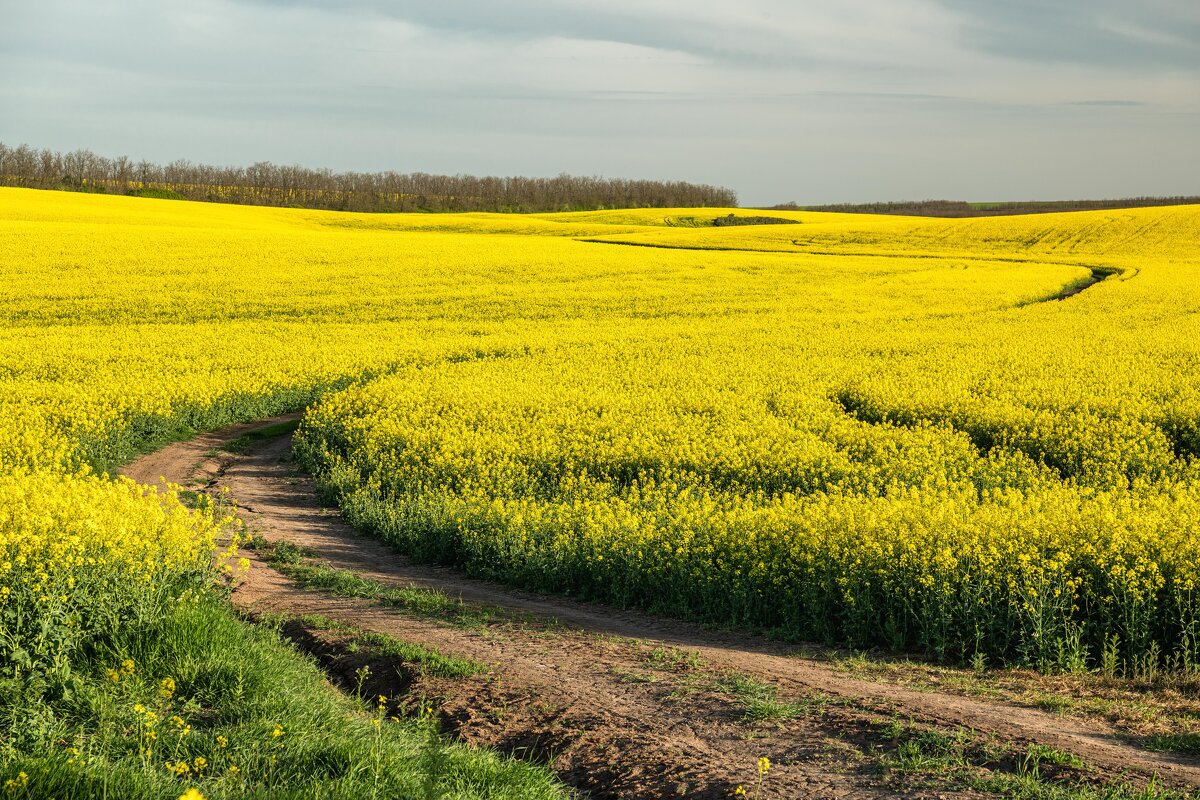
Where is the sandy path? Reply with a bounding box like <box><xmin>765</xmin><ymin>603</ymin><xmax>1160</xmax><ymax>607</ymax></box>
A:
<box><xmin>123</xmin><ymin>419</ymin><xmax>1200</xmax><ymax>798</ymax></box>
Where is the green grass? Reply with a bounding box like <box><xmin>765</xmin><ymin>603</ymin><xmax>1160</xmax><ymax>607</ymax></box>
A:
<box><xmin>360</xmin><ymin>631</ymin><xmax>484</xmax><ymax>679</ymax></box>
<box><xmin>740</xmin><ymin>695</ymin><xmax>807</xmax><ymax>724</ymax></box>
<box><xmin>1141</xmin><ymin>733</ymin><xmax>1200</xmax><ymax>757</ymax></box>
<box><xmin>869</xmin><ymin>718</ymin><xmax>1195</xmax><ymax>800</ymax></box>
<box><xmin>877</xmin><ymin>720</ymin><xmax>977</xmax><ymax>774</ymax></box>
<box><xmin>644</xmin><ymin>645</ymin><xmax>701</xmax><ymax>671</ymax></box>
<box><xmin>129</xmin><ymin>187</ymin><xmax>187</xmax><ymax>201</ymax></box>
<box><xmin>714</xmin><ymin>672</ymin><xmax>817</xmax><ymax>723</ymax></box>
<box><xmin>0</xmin><ymin>588</ymin><xmax>566</xmax><ymax>799</ymax></box>
<box><xmin>970</xmin><ymin>772</ymin><xmax>1194</xmax><ymax>799</ymax></box>
<box><xmin>220</xmin><ymin>419</ymin><xmax>302</xmax><ymax>454</ymax></box>
<box><xmin>1024</xmin><ymin>744</ymin><xmax>1086</xmax><ymax>770</ymax></box>
<box><xmin>283</xmin><ymin>612</ymin><xmax>486</xmax><ymax>679</ymax></box>
<box><xmin>259</xmin><ymin>541</ymin><xmax>499</xmax><ymax>628</ymax></box>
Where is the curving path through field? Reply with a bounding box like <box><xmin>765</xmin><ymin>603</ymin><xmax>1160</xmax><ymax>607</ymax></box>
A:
<box><xmin>123</xmin><ymin>418</ymin><xmax>1200</xmax><ymax>799</ymax></box>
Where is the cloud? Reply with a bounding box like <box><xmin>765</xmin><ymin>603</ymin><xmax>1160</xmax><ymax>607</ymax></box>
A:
<box><xmin>0</xmin><ymin>0</ymin><xmax>1197</xmax><ymax>204</ymax></box>
<box><xmin>1065</xmin><ymin>100</ymin><xmax>1144</xmax><ymax>107</ymax></box>
<box><xmin>933</xmin><ymin>0</ymin><xmax>1200</xmax><ymax>71</ymax></box>
<box><xmin>234</xmin><ymin>0</ymin><xmax>969</xmax><ymax>71</ymax></box>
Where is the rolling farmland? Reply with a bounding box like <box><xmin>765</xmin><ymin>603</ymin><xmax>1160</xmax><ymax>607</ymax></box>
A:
<box><xmin>3</xmin><ymin>187</ymin><xmax>1200</xmax><ymax>797</ymax></box>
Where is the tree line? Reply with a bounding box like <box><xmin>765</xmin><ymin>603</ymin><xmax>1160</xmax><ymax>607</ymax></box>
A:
<box><xmin>769</xmin><ymin>198</ymin><xmax>1200</xmax><ymax>218</ymax></box>
<box><xmin>0</xmin><ymin>142</ymin><xmax>738</xmax><ymax>213</ymax></box>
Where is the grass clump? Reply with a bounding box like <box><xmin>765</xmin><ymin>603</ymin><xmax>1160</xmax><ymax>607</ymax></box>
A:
<box><xmin>284</xmin><ymin>612</ymin><xmax>486</xmax><ymax>679</ymax></box>
<box><xmin>259</xmin><ymin>540</ymin><xmax>498</xmax><ymax>627</ymax></box>
<box><xmin>870</xmin><ymin>718</ymin><xmax>1194</xmax><ymax>800</ymax></box>
<box><xmin>1140</xmin><ymin>733</ymin><xmax>1200</xmax><ymax>757</ymax></box>
<box><xmin>714</xmin><ymin>672</ymin><xmax>815</xmax><ymax>723</ymax></box>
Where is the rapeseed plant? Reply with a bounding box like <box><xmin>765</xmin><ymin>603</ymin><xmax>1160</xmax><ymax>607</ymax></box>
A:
<box><xmin>1</xmin><ymin>187</ymin><xmax>1199</xmax><ymax>799</ymax></box>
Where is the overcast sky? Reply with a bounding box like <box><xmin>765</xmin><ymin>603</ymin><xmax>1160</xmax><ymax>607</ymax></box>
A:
<box><xmin>1</xmin><ymin>0</ymin><xmax>1197</xmax><ymax>205</ymax></box>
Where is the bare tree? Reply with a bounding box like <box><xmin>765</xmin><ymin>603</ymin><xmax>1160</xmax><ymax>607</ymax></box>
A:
<box><xmin>0</xmin><ymin>141</ymin><xmax>739</xmax><ymax>212</ymax></box>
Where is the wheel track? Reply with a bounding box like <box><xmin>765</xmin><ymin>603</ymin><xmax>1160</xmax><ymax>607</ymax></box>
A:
<box><xmin>122</xmin><ymin>418</ymin><xmax>1200</xmax><ymax>797</ymax></box>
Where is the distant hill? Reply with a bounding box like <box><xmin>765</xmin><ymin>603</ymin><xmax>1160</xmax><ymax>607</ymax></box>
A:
<box><xmin>767</xmin><ymin>197</ymin><xmax>1200</xmax><ymax>218</ymax></box>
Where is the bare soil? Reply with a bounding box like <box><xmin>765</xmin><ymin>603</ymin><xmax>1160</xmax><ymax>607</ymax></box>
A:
<box><xmin>123</xmin><ymin>419</ymin><xmax>1200</xmax><ymax>799</ymax></box>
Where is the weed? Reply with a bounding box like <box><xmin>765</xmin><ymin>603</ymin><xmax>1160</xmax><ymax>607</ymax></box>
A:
<box><xmin>715</xmin><ymin>672</ymin><xmax>820</xmax><ymax>723</ymax></box>
<box><xmin>1024</xmin><ymin>743</ymin><xmax>1086</xmax><ymax>771</ymax></box>
<box><xmin>645</xmin><ymin>646</ymin><xmax>701</xmax><ymax>671</ymax></box>
<box><xmin>1141</xmin><ymin>733</ymin><xmax>1200</xmax><ymax>756</ymax></box>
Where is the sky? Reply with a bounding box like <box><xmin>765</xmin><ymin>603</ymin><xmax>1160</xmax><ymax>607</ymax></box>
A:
<box><xmin>1</xmin><ymin>0</ymin><xmax>1197</xmax><ymax>205</ymax></box>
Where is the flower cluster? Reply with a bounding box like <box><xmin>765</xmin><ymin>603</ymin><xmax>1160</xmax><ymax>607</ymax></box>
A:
<box><xmin>2</xmin><ymin>187</ymin><xmax>1200</xmax><ymax>678</ymax></box>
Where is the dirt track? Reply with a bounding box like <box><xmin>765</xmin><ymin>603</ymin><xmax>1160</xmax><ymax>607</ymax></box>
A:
<box><xmin>122</xmin><ymin>419</ymin><xmax>1200</xmax><ymax>799</ymax></box>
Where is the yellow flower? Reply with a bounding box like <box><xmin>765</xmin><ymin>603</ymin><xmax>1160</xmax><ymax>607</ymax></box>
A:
<box><xmin>3</xmin><ymin>772</ymin><xmax>29</xmax><ymax>791</ymax></box>
<box><xmin>758</xmin><ymin>756</ymin><xmax>770</xmax><ymax>775</ymax></box>
<box><xmin>178</xmin><ymin>789</ymin><xmax>205</xmax><ymax>800</ymax></box>
<box><xmin>272</xmin><ymin>724</ymin><xmax>284</xmax><ymax>738</ymax></box>
<box><xmin>2</xmin><ymin>182</ymin><xmax>1200</xmax><ymax>703</ymax></box>
<box><xmin>216</xmin><ymin>735</ymin><xmax>228</xmax><ymax>748</ymax></box>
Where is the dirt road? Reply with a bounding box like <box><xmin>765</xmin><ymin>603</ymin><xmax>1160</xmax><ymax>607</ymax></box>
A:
<box><xmin>123</xmin><ymin>419</ymin><xmax>1200</xmax><ymax>799</ymax></box>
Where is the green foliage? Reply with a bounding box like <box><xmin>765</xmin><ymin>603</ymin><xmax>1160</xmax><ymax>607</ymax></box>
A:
<box><xmin>129</xmin><ymin>187</ymin><xmax>187</xmax><ymax>201</ymax></box>
<box><xmin>261</xmin><ymin>543</ymin><xmax>497</xmax><ymax>628</ymax></box>
<box><xmin>1141</xmin><ymin>733</ymin><xmax>1200</xmax><ymax>756</ymax></box>
<box><xmin>0</xmin><ymin>589</ymin><xmax>565</xmax><ymax>799</ymax></box>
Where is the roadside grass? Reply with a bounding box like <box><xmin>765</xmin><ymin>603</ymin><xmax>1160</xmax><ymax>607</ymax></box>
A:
<box><xmin>652</xmin><ymin>653</ymin><xmax>1196</xmax><ymax>800</ymax></box>
<box><xmin>267</xmin><ymin>611</ymin><xmax>487</xmax><ymax>680</ymax></box>
<box><xmin>0</xmin><ymin>588</ymin><xmax>566</xmax><ymax>800</ymax></box>
<box><xmin>823</xmin><ymin>648</ymin><xmax>1200</xmax><ymax>749</ymax></box>
<box><xmin>871</xmin><ymin>718</ymin><xmax>1195</xmax><ymax>800</ymax></box>
<box><xmin>875</xmin><ymin>718</ymin><xmax>988</xmax><ymax>775</ymax></box>
<box><xmin>708</xmin><ymin>664</ymin><xmax>1194</xmax><ymax>799</ymax></box>
<box><xmin>253</xmin><ymin>538</ymin><xmax>502</xmax><ymax>628</ymax></box>
<box><xmin>1142</xmin><ymin>733</ymin><xmax>1200</xmax><ymax>757</ymax></box>
<box><xmin>633</xmin><ymin>647</ymin><xmax>835</xmax><ymax>725</ymax></box>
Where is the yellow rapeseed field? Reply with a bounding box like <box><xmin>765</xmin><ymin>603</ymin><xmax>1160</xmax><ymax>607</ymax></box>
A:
<box><xmin>2</xmin><ymin>186</ymin><xmax>1199</xmax><ymax>673</ymax></box>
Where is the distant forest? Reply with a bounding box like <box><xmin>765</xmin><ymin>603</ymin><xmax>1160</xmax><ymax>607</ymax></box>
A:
<box><xmin>771</xmin><ymin>198</ymin><xmax>1200</xmax><ymax>218</ymax></box>
<box><xmin>0</xmin><ymin>143</ymin><xmax>738</xmax><ymax>213</ymax></box>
